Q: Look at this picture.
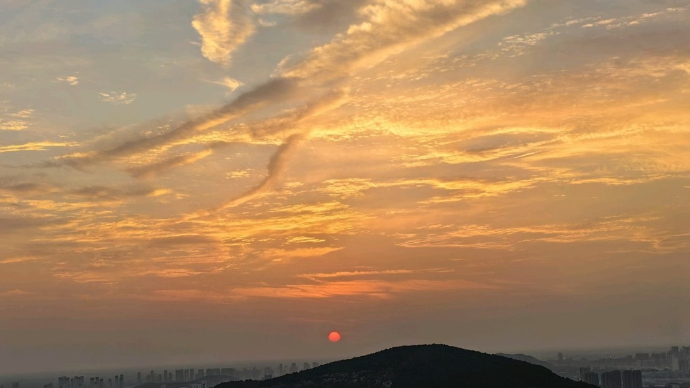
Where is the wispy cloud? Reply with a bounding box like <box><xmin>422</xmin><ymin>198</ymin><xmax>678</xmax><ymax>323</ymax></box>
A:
<box><xmin>56</xmin><ymin>76</ymin><xmax>79</xmax><ymax>86</ymax></box>
<box><xmin>251</xmin><ymin>0</ymin><xmax>322</xmax><ymax>15</ymax></box>
<box><xmin>0</xmin><ymin>141</ymin><xmax>75</xmax><ymax>153</ymax></box>
<box><xmin>99</xmin><ymin>92</ymin><xmax>137</xmax><ymax>105</ymax></box>
<box><xmin>192</xmin><ymin>0</ymin><xmax>255</xmax><ymax>66</ymax></box>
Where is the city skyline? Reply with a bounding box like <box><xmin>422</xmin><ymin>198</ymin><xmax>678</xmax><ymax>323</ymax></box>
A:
<box><xmin>1</xmin><ymin>0</ymin><xmax>690</xmax><ymax>377</ymax></box>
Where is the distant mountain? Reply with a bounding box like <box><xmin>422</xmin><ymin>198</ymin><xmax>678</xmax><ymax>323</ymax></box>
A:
<box><xmin>495</xmin><ymin>353</ymin><xmax>556</xmax><ymax>371</ymax></box>
<box><xmin>216</xmin><ymin>344</ymin><xmax>594</xmax><ymax>388</ymax></box>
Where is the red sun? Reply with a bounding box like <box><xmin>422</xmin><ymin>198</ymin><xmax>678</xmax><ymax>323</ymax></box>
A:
<box><xmin>328</xmin><ymin>331</ymin><xmax>341</xmax><ymax>342</ymax></box>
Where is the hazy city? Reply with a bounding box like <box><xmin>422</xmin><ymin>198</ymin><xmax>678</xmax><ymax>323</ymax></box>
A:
<box><xmin>2</xmin><ymin>344</ymin><xmax>690</xmax><ymax>388</ymax></box>
<box><xmin>1</xmin><ymin>0</ymin><xmax>688</xmax><ymax>387</ymax></box>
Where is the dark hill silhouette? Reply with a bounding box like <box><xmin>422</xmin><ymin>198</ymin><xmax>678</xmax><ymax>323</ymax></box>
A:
<box><xmin>216</xmin><ymin>344</ymin><xmax>594</xmax><ymax>388</ymax></box>
<box><xmin>496</xmin><ymin>353</ymin><xmax>556</xmax><ymax>371</ymax></box>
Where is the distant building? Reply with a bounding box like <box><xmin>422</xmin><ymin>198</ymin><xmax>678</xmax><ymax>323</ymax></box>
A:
<box><xmin>137</xmin><ymin>373</ymin><xmax>142</xmax><ymax>385</ymax></box>
<box><xmin>290</xmin><ymin>363</ymin><xmax>298</xmax><ymax>374</ymax></box>
<box><xmin>303</xmin><ymin>363</ymin><xmax>311</xmax><ymax>370</ymax></box>
<box><xmin>220</xmin><ymin>368</ymin><xmax>234</xmax><ymax>378</ymax></box>
<box><xmin>621</xmin><ymin>370</ymin><xmax>642</xmax><ymax>388</ymax></box>
<box><xmin>196</xmin><ymin>370</ymin><xmax>204</xmax><ymax>380</ymax></box>
<box><xmin>579</xmin><ymin>367</ymin><xmax>591</xmax><ymax>381</ymax></box>
<box><xmin>312</xmin><ymin>362</ymin><xmax>319</xmax><ymax>369</ymax></box>
<box><xmin>583</xmin><ymin>372</ymin><xmax>600</xmax><ymax>386</ymax></box>
<box><xmin>601</xmin><ymin>370</ymin><xmax>622</xmax><ymax>388</ymax></box>
<box><xmin>558</xmin><ymin>353</ymin><xmax>564</xmax><ymax>363</ymax></box>
<box><xmin>12</xmin><ymin>383</ymin><xmax>19</xmax><ymax>388</ymax></box>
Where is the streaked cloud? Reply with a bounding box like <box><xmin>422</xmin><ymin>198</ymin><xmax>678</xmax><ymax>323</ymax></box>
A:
<box><xmin>251</xmin><ymin>0</ymin><xmax>322</xmax><ymax>15</ymax></box>
<box><xmin>0</xmin><ymin>141</ymin><xmax>75</xmax><ymax>153</ymax></box>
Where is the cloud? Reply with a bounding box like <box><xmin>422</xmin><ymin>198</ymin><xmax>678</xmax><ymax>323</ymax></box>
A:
<box><xmin>211</xmin><ymin>133</ymin><xmax>305</xmax><ymax>210</ymax></box>
<box><xmin>0</xmin><ymin>289</ymin><xmax>31</xmax><ymax>297</ymax></box>
<box><xmin>0</xmin><ymin>120</ymin><xmax>29</xmax><ymax>131</ymax></box>
<box><xmin>99</xmin><ymin>92</ymin><xmax>137</xmax><ymax>105</ymax></box>
<box><xmin>148</xmin><ymin>278</ymin><xmax>495</xmax><ymax>302</ymax></box>
<box><xmin>66</xmin><ymin>185</ymin><xmax>168</xmax><ymax>202</ymax></box>
<box><xmin>0</xmin><ymin>142</ymin><xmax>75</xmax><ymax>153</ymax></box>
<box><xmin>61</xmin><ymin>0</ymin><xmax>524</xmax><ymax>166</ymax></box>
<box><xmin>210</xmin><ymin>76</ymin><xmax>243</xmax><ymax>93</ymax></box>
<box><xmin>56</xmin><ymin>76</ymin><xmax>79</xmax><ymax>86</ymax></box>
<box><xmin>251</xmin><ymin>0</ymin><xmax>322</xmax><ymax>15</ymax></box>
<box><xmin>0</xmin><ymin>109</ymin><xmax>34</xmax><ymax>131</ymax></box>
<box><xmin>192</xmin><ymin>0</ymin><xmax>255</xmax><ymax>66</ymax></box>
<box><xmin>58</xmin><ymin>78</ymin><xmax>296</xmax><ymax>167</ymax></box>
<box><xmin>127</xmin><ymin>149</ymin><xmax>215</xmax><ymax>178</ymax></box>
<box><xmin>232</xmin><ymin>278</ymin><xmax>496</xmax><ymax>299</ymax></box>
<box><xmin>0</xmin><ymin>257</ymin><xmax>39</xmax><ymax>265</ymax></box>
<box><xmin>282</xmin><ymin>0</ymin><xmax>528</xmax><ymax>80</ymax></box>
<box><xmin>0</xmin><ymin>181</ymin><xmax>58</xmax><ymax>196</ymax></box>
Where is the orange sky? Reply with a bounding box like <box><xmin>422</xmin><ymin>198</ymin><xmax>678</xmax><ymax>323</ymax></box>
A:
<box><xmin>1</xmin><ymin>0</ymin><xmax>689</xmax><ymax>375</ymax></box>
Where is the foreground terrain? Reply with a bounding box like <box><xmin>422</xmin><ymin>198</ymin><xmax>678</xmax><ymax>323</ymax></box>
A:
<box><xmin>217</xmin><ymin>344</ymin><xmax>593</xmax><ymax>388</ymax></box>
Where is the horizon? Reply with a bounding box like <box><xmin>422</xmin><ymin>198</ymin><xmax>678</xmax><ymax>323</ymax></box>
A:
<box><xmin>1</xmin><ymin>0</ymin><xmax>689</xmax><ymax>380</ymax></box>
<box><xmin>0</xmin><ymin>342</ymin><xmax>683</xmax><ymax>379</ymax></box>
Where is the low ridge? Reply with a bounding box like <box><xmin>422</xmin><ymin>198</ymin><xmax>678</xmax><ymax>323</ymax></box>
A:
<box><xmin>216</xmin><ymin>344</ymin><xmax>594</xmax><ymax>388</ymax></box>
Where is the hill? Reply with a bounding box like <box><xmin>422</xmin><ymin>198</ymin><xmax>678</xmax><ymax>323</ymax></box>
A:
<box><xmin>495</xmin><ymin>353</ymin><xmax>556</xmax><ymax>371</ymax></box>
<box><xmin>216</xmin><ymin>344</ymin><xmax>594</xmax><ymax>388</ymax></box>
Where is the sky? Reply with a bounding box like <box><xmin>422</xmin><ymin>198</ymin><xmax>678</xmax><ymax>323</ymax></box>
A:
<box><xmin>1</xmin><ymin>0</ymin><xmax>690</xmax><ymax>376</ymax></box>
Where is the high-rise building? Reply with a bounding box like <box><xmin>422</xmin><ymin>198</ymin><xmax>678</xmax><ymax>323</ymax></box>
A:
<box><xmin>205</xmin><ymin>369</ymin><xmax>220</xmax><ymax>377</ymax></box>
<box><xmin>12</xmin><ymin>383</ymin><xmax>19</xmax><ymax>388</ymax></box>
<box><xmin>601</xmin><ymin>370</ymin><xmax>622</xmax><ymax>388</ymax></box>
<box><xmin>583</xmin><ymin>372</ymin><xmax>600</xmax><ymax>386</ymax></box>
<box><xmin>137</xmin><ymin>373</ymin><xmax>142</xmax><ymax>385</ymax></box>
<box><xmin>622</xmin><ymin>370</ymin><xmax>642</xmax><ymax>388</ymax></box>
<box><xmin>303</xmin><ymin>363</ymin><xmax>310</xmax><ymax>370</ymax></box>
<box><xmin>196</xmin><ymin>370</ymin><xmax>204</xmax><ymax>380</ymax></box>
<box><xmin>671</xmin><ymin>355</ymin><xmax>681</xmax><ymax>371</ymax></box>
<box><xmin>579</xmin><ymin>367</ymin><xmax>591</xmax><ymax>381</ymax></box>
<box><xmin>558</xmin><ymin>353</ymin><xmax>564</xmax><ymax>363</ymax></box>
<box><xmin>680</xmin><ymin>359</ymin><xmax>690</xmax><ymax>374</ymax></box>
<box><xmin>312</xmin><ymin>362</ymin><xmax>319</xmax><ymax>369</ymax></box>
<box><xmin>220</xmin><ymin>368</ymin><xmax>234</xmax><ymax>378</ymax></box>
<box><xmin>289</xmin><ymin>363</ymin><xmax>298</xmax><ymax>374</ymax></box>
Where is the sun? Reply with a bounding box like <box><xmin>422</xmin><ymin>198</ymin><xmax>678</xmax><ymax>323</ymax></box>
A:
<box><xmin>328</xmin><ymin>331</ymin><xmax>341</xmax><ymax>343</ymax></box>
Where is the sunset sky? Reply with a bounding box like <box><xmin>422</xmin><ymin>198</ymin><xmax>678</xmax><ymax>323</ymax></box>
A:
<box><xmin>1</xmin><ymin>0</ymin><xmax>690</xmax><ymax>375</ymax></box>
